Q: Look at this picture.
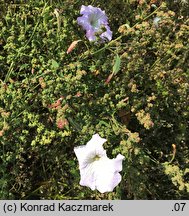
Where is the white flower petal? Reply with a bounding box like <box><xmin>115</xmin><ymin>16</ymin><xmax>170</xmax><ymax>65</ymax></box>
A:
<box><xmin>86</xmin><ymin>134</ymin><xmax>107</xmax><ymax>149</ymax></box>
<box><xmin>93</xmin><ymin>156</ymin><xmax>124</xmax><ymax>193</ymax></box>
<box><xmin>79</xmin><ymin>161</ymin><xmax>98</xmax><ymax>190</ymax></box>
<box><xmin>74</xmin><ymin>134</ymin><xmax>125</xmax><ymax>193</ymax></box>
<box><xmin>74</xmin><ymin>134</ymin><xmax>107</xmax><ymax>169</ymax></box>
<box><xmin>153</xmin><ymin>16</ymin><xmax>161</xmax><ymax>27</ymax></box>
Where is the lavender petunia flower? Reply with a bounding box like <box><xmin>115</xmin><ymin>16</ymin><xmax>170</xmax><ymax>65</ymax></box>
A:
<box><xmin>77</xmin><ymin>5</ymin><xmax>112</xmax><ymax>42</ymax></box>
<box><xmin>74</xmin><ymin>134</ymin><xmax>124</xmax><ymax>193</ymax></box>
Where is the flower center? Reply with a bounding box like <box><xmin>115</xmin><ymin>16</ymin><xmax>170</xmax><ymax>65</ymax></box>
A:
<box><xmin>89</xmin><ymin>14</ymin><xmax>98</xmax><ymax>28</ymax></box>
<box><xmin>90</xmin><ymin>154</ymin><xmax>101</xmax><ymax>162</ymax></box>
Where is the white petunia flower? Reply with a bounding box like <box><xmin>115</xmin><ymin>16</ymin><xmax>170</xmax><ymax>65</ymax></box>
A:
<box><xmin>74</xmin><ymin>134</ymin><xmax>125</xmax><ymax>193</ymax></box>
<box><xmin>153</xmin><ymin>16</ymin><xmax>161</xmax><ymax>28</ymax></box>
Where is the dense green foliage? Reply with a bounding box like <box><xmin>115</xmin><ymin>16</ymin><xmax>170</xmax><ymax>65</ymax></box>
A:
<box><xmin>0</xmin><ymin>0</ymin><xmax>189</xmax><ymax>199</ymax></box>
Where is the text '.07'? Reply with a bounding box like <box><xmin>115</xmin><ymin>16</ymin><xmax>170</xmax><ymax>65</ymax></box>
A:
<box><xmin>171</xmin><ymin>203</ymin><xmax>186</xmax><ymax>212</ymax></box>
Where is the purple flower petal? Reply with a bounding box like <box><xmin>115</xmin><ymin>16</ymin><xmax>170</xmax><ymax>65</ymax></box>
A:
<box><xmin>77</xmin><ymin>5</ymin><xmax>112</xmax><ymax>42</ymax></box>
<box><xmin>100</xmin><ymin>25</ymin><xmax>112</xmax><ymax>41</ymax></box>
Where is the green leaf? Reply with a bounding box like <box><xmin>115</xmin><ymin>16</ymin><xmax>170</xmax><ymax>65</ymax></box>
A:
<box><xmin>113</xmin><ymin>54</ymin><xmax>121</xmax><ymax>75</ymax></box>
<box><xmin>51</xmin><ymin>59</ymin><xmax>59</xmax><ymax>69</ymax></box>
<box><xmin>105</xmin><ymin>55</ymin><xmax>121</xmax><ymax>84</ymax></box>
<box><xmin>19</xmin><ymin>63</ymin><xmax>29</xmax><ymax>71</ymax></box>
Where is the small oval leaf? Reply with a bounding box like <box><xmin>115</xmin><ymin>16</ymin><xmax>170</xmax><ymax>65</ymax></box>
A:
<box><xmin>51</xmin><ymin>59</ymin><xmax>59</xmax><ymax>69</ymax></box>
<box><xmin>113</xmin><ymin>54</ymin><xmax>121</xmax><ymax>75</ymax></box>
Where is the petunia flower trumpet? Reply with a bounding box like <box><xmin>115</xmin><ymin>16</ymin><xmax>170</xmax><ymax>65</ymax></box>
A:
<box><xmin>77</xmin><ymin>5</ymin><xmax>112</xmax><ymax>42</ymax></box>
<box><xmin>74</xmin><ymin>134</ymin><xmax>124</xmax><ymax>193</ymax></box>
